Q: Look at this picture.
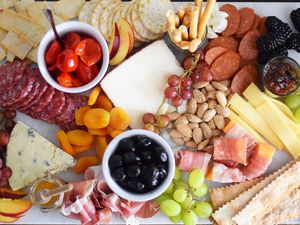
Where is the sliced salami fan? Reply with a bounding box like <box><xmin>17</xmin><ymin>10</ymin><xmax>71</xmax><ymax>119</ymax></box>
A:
<box><xmin>231</xmin><ymin>64</ymin><xmax>259</xmax><ymax>94</ymax></box>
<box><xmin>55</xmin><ymin>94</ymin><xmax>77</xmax><ymax>124</ymax></box>
<box><xmin>236</xmin><ymin>8</ymin><xmax>255</xmax><ymax>37</ymax></box>
<box><xmin>205</xmin><ymin>47</ymin><xmax>228</xmax><ymax>65</ymax></box>
<box><xmin>26</xmin><ymin>85</ymin><xmax>55</xmax><ymax>113</ymax></box>
<box><xmin>250</xmin><ymin>15</ymin><xmax>260</xmax><ymax>30</ymax></box>
<box><xmin>220</xmin><ymin>4</ymin><xmax>240</xmax><ymax>36</ymax></box>
<box><xmin>60</xmin><ymin>120</ymin><xmax>85</xmax><ymax>132</ymax></box>
<box><xmin>205</xmin><ymin>36</ymin><xmax>239</xmax><ymax>52</ymax></box>
<box><xmin>239</xmin><ymin>29</ymin><xmax>261</xmax><ymax>61</ymax></box>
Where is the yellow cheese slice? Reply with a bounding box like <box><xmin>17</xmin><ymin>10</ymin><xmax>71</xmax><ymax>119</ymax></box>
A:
<box><xmin>228</xmin><ymin>94</ymin><xmax>284</xmax><ymax>149</ymax></box>
<box><xmin>256</xmin><ymin>101</ymin><xmax>300</xmax><ymax>158</ymax></box>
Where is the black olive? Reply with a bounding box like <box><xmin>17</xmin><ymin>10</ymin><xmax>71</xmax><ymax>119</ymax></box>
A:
<box><xmin>153</xmin><ymin>146</ymin><xmax>168</xmax><ymax>163</ymax></box>
<box><xmin>127</xmin><ymin>165</ymin><xmax>141</xmax><ymax>178</ymax></box>
<box><xmin>123</xmin><ymin>152</ymin><xmax>140</xmax><ymax>165</ymax></box>
<box><xmin>157</xmin><ymin>164</ymin><xmax>168</xmax><ymax>180</ymax></box>
<box><xmin>112</xmin><ymin>167</ymin><xmax>126</xmax><ymax>182</ymax></box>
<box><xmin>140</xmin><ymin>151</ymin><xmax>152</xmax><ymax>162</ymax></box>
<box><xmin>146</xmin><ymin>177</ymin><xmax>159</xmax><ymax>189</ymax></box>
<box><xmin>142</xmin><ymin>166</ymin><xmax>160</xmax><ymax>180</ymax></box>
<box><xmin>128</xmin><ymin>178</ymin><xmax>145</xmax><ymax>193</ymax></box>
<box><xmin>136</xmin><ymin>135</ymin><xmax>152</xmax><ymax>147</ymax></box>
<box><xmin>118</xmin><ymin>138</ymin><xmax>136</xmax><ymax>152</ymax></box>
<box><xmin>109</xmin><ymin>154</ymin><xmax>123</xmax><ymax>170</ymax></box>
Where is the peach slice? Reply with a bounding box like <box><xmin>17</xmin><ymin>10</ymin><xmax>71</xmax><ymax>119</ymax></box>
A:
<box><xmin>0</xmin><ymin>198</ymin><xmax>32</xmax><ymax>217</ymax></box>
<box><xmin>0</xmin><ymin>215</ymin><xmax>20</xmax><ymax>223</ymax></box>
<box><xmin>0</xmin><ymin>187</ymin><xmax>26</xmax><ymax>199</ymax></box>
<box><xmin>126</xmin><ymin>20</ymin><xmax>135</xmax><ymax>56</ymax></box>
<box><xmin>109</xmin><ymin>22</ymin><xmax>121</xmax><ymax>59</ymax></box>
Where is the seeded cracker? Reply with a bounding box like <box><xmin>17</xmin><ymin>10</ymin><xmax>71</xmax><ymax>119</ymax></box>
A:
<box><xmin>79</xmin><ymin>0</ymin><xmax>99</xmax><ymax>25</ymax></box>
<box><xmin>52</xmin><ymin>0</ymin><xmax>85</xmax><ymax>20</ymax></box>
<box><xmin>107</xmin><ymin>2</ymin><xmax>122</xmax><ymax>40</ymax></box>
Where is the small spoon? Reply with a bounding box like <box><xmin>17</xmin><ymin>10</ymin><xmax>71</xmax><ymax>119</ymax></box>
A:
<box><xmin>43</xmin><ymin>8</ymin><xmax>64</xmax><ymax>46</ymax></box>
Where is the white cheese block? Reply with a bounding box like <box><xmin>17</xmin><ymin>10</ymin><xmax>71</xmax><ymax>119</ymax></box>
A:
<box><xmin>7</xmin><ymin>122</ymin><xmax>76</xmax><ymax>191</ymax></box>
<box><xmin>101</xmin><ymin>40</ymin><xmax>184</xmax><ymax>128</ymax></box>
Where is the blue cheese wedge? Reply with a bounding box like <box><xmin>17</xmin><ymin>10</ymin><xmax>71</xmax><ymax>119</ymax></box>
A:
<box><xmin>7</xmin><ymin>122</ymin><xmax>76</xmax><ymax>191</ymax></box>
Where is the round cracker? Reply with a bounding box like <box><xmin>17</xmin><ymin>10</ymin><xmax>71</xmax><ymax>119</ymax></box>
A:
<box><xmin>138</xmin><ymin>0</ymin><xmax>172</xmax><ymax>34</ymax></box>
<box><xmin>99</xmin><ymin>2</ymin><xmax>120</xmax><ymax>40</ymax></box>
<box><xmin>120</xmin><ymin>1</ymin><xmax>131</xmax><ymax>19</ymax></box>
<box><xmin>131</xmin><ymin>1</ymin><xmax>162</xmax><ymax>40</ymax></box>
<box><xmin>106</xmin><ymin>2</ymin><xmax>122</xmax><ymax>40</ymax></box>
<box><xmin>79</xmin><ymin>0</ymin><xmax>99</xmax><ymax>25</ymax></box>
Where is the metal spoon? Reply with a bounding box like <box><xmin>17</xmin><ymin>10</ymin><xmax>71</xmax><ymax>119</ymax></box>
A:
<box><xmin>43</xmin><ymin>8</ymin><xmax>64</xmax><ymax>46</ymax></box>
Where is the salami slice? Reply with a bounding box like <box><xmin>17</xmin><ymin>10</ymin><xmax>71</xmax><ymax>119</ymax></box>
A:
<box><xmin>26</xmin><ymin>85</ymin><xmax>55</xmax><ymax>113</ymax></box>
<box><xmin>205</xmin><ymin>36</ymin><xmax>239</xmax><ymax>52</ymax></box>
<box><xmin>259</xmin><ymin>17</ymin><xmax>268</xmax><ymax>35</ymax></box>
<box><xmin>220</xmin><ymin>4</ymin><xmax>240</xmax><ymax>36</ymax></box>
<box><xmin>231</xmin><ymin>64</ymin><xmax>259</xmax><ymax>94</ymax></box>
<box><xmin>250</xmin><ymin>15</ymin><xmax>260</xmax><ymax>30</ymax></box>
<box><xmin>239</xmin><ymin>29</ymin><xmax>260</xmax><ymax>61</ymax></box>
<box><xmin>60</xmin><ymin>120</ymin><xmax>82</xmax><ymax>131</ymax></box>
<box><xmin>0</xmin><ymin>60</ymin><xmax>27</xmax><ymax>93</ymax></box>
<box><xmin>236</xmin><ymin>8</ymin><xmax>255</xmax><ymax>37</ymax></box>
<box><xmin>205</xmin><ymin>47</ymin><xmax>228</xmax><ymax>65</ymax></box>
<box><xmin>211</xmin><ymin>51</ymin><xmax>240</xmax><ymax>81</ymax></box>
<box><xmin>55</xmin><ymin>94</ymin><xmax>76</xmax><ymax>124</ymax></box>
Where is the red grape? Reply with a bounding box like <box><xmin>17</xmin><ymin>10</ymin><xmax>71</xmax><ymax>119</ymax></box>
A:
<box><xmin>0</xmin><ymin>178</ymin><xmax>8</xmax><ymax>187</ymax></box>
<box><xmin>0</xmin><ymin>132</ymin><xmax>9</xmax><ymax>146</ymax></box>
<box><xmin>171</xmin><ymin>95</ymin><xmax>183</xmax><ymax>107</ymax></box>
<box><xmin>168</xmin><ymin>75</ymin><xmax>180</xmax><ymax>87</ymax></box>
<box><xmin>194</xmin><ymin>50</ymin><xmax>205</xmax><ymax>61</ymax></box>
<box><xmin>190</xmin><ymin>70</ymin><xmax>201</xmax><ymax>82</ymax></box>
<box><xmin>5</xmin><ymin>120</ymin><xmax>15</xmax><ymax>133</ymax></box>
<box><xmin>143</xmin><ymin>123</ymin><xmax>155</xmax><ymax>132</ymax></box>
<box><xmin>197</xmin><ymin>62</ymin><xmax>213</xmax><ymax>82</ymax></box>
<box><xmin>1</xmin><ymin>167</ymin><xmax>12</xmax><ymax>179</ymax></box>
<box><xmin>164</xmin><ymin>86</ymin><xmax>178</xmax><ymax>98</ymax></box>
<box><xmin>4</xmin><ymin>110</ymin><xmax>16</xmax><ymax>119</ymax></box>
<box><xmin>142</xmin><ymin>113</ymin><xmax>156</xmax><ymax>124</ymax></box>
<box><xmin>0</xmin><ymin>158</ymin><xmax>2</xmax><ymax>169</ymax></box>
<box><xmin>180</xmin><ymin>88</ymin><xmax>192</xmax><ymax>100</ymax></box>
<box><xmin>153</xmin><ymin>127</ymin><xmax>160</xmax><ymax>134</ymax></box>
<box><xmin>182</xmin><ymin>56</ymin><xmax>194</xmax><ymax>70</ymax></box>
<box><xmin>156</xmin><ymin>115</ymin><xmax>171</xmax><ymax>128</ymax></box>
<box><xmin>181</xmin><ymin>77</ymin><xmax>192</xmax><ymax>88</ymax></box>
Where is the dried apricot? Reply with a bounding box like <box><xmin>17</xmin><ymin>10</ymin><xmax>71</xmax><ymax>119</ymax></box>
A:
<box><xmin>73</xmin><ymin>143</ymin><xmax>94</xmax><ymax>153</ymax></box>
<box><xmin>75</xmin><ymin>107</ymin><xmax>91</xmax><ymax>126</ymax></box>
<box><xmin>105</xmin><ymin>125</ymin><xmax>114</xmax><ymax>136</ymax></box>
<box><xmin>83</xmin><ymin>108</ymin><xmax>110</xmax><ymax>129</ymax></box>
<box><xmin>67</xmin><ymin>130</ymin><xmax>94</xmax><ymax>146</ymax></box>
<box><xmin>106</xmin><ymin>136</ymin><xmax>112</xmax><ymax>144</ymax></box>
<box><xmin>88</xmin><ymin>86</ymin><xmax>101</xmax><ymax>106</ymax></box>
<box><xmin>95</xmin><ymin>136</ymin><xmax>107</xmax><ymax>161</ymax></box>
<box><xmin>88</xmin><ymin>128</ymin><xmax>106</xmax><ymax>136</ymax></box>
<box><xmin>109</xmin><ymin>107</ymin><xmax>131</xmax><ymax>130</ymax></box>
<box><xmin>96</xmin><ymin>95</ymin><xmax>113</xmax><ymax>111</ymax></box>
<box><xmin>56</xmin><ymin>130</ymin><xmax>76</xmax><ymax>156</ymax></box>
<box><xmin>111</xmin><ymin>130</ymin><xmax>123</xmax><ymax>138</ymax></box>
<box><xmin>74</xmin><ymin>155</ymin><xmax>99</xmax><ymax>174</ymax></box>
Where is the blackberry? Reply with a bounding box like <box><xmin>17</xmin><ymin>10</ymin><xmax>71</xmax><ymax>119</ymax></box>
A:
<box><xmin>258</xmin><ymin>45</ymin><xmax>288</xmax><ymax>65</ymax></box>
<box><xmin>291</xmin><ymin>8</ymin><xmax>300</xmax><ymax>32</ymax></box>
<box><xmin>286</xmin><ymin>33</ymin><xmax>300</xmax><ymax>52</ymax></box>
<box><xmin>265</xmin><ymin>16</ymin><xmax>293</xmax><ymax>39</ymax></box>
<box><xmin>257</xmin><ymin>33</ymin><xmax>287</xmax><ymax>52</ymax></box>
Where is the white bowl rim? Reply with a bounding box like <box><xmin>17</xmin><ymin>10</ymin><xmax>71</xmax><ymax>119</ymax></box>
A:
<box><xmin>37</xmin><ymin>21</ymin><xmax>109</xmax><ymax>93</ymax></box>
<box><xmin>102</xmin><ymin>129</ymin><xmax>175</xmax><ymax>202</ymax></box>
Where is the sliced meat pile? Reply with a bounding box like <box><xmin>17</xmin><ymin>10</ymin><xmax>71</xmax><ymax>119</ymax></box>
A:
<box><xmin>0</xmin><ymin>60</ymin><xmax>87</xmax><ymax>130</ymax></box>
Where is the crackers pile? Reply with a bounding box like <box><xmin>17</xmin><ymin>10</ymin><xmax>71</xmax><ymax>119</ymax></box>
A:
<box><xmin>210</xmin><ymin>159</ymin><xmax>300</xmax><ymax>225</ymax></box>
<box><xmin>79</xmin><ymin>0</ymin><xmax>173</xmax><ymax>43</ymax></box>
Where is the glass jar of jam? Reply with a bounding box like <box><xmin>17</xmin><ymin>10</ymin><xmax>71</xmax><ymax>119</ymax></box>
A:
<box><xmin>263</xmin><ymin>56</ymin><xmax>300</xmax><ymax>98</ymax></box>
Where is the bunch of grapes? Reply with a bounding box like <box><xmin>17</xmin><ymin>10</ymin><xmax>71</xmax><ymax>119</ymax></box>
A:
<box><xmin>156</xmin><ymin>168</ymin><xmax>213</xmax><ymax>225</ymax></box>
<box><xmin>142</xmin><ymin>113</ymin><xmax>171</xmax><ymax>134</ymax></box>
<box><xmin>0</xmin><ymin>158</ymin><xmax>12</xmax><ymax>187</ymax></box>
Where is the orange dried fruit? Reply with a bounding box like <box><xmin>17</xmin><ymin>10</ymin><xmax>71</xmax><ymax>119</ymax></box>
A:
<box><xmin>111</xmin><ymin>130</ymin><xmax>123</xmax><ymax>138</ymax></box>
<box><xmin>105</xmin><ymin>125</ymin><xmax>114</xmax><ymax>136</ymax></box>
<box><xmin>56</xmin><ymin>130</ymin><xmax>76</xmax><ymax>156</ymax></box>
<box><xmin>96</xmin><ymin>95</ymin><xmax>113</xmax><ymax>111</ymax></box>
<box><xmin>73</xmin><ymin>143</ymin><xmax>94</xmax><ymax>153</ymax></box>
<box><xmin>109</xmin><ymin>107</ymin><xmax>131</xmax><ymax>130</ymax></box>
<box><xmin>67</xmin><ymin>130</ymin><xmax>94</xmax><ymax>146</ymax></box>
<box><xmin>95</xmin><ymin>136</ymin><xmax>107</xmax><ymax>161</ymax></box>
<box><xmin>88</xmin><ymin>128</ymin><xmax>106</xmax><ymax>136</ymax></box>
<box><xmin>83</xmin><ymin>108</ymin><xmax>110</xmax><ymax>129</ymax></box>
<box><xmin>75</xmin><ymin>106</ymin><xmax>91</xmax><ymax>126</ymax></box>
<box><xmin>88</xmin><ymin>86</ymin><xmax>101</xmax><ymax>106</ymax></box>
<box><xmin>74</xmin><ymin>155</ymin><xmax>99</xmax><ymax>174</ymax></box>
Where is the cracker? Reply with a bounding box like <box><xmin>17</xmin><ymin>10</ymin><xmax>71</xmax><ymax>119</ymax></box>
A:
<box><xmin>138</xmin><ymin>0</ymin><xmax>173</xmax><ymax>34</ymax></box>
<box><xmin>0</xmin><ymin>46</ymin><xmax>6</xmax><ymax>61</ymax></box>
<box><xmin>14</xmin><ymin>0</ymin><xmax>34</xmax><ymax>12</ymax></box>
<box><xmin>232</xmin><ymin>161</ymin><xmax>300</xmax><ymax>225</ymax></box>
<box><xmin>91</xmin><ymin>0</ymin><xmax>116</xmax><ymax>28</ymax></box>
<box><xmin>6</xmin><ymin>51</ymin><xmax>15</xmax><ymax>62</ymax></box>
<box><xmin>79</xmin><ymin>0</ymin><xmax>99</xmax><ymax>25</ymax></box>
<box><xmin>212</xmin><ymin>159</ymin><xmax>296</xmax><ymax>225</ymax></box>
<box><xmin>52</xmin><ymin>0</ymin><xmax>85</xmax><ymax>20</ymax></box>
<box><xmin>120</xmin><ymin>1</ymin><xmax>131</xmax><ymax>19</ymax></box>
<box><xmin>0</xmin><ymin>0</ymin><xmax>17</xmax><ymax>10</ymax></box>
<box><xmin>27</xmin><ymin>47</ymin><xmax>37</xmax><ymax>63</ymax></box>
<box><xmin>106</xmin><ymin>2</ymin><xmax>122</xmax><ymax>40</ymax></box>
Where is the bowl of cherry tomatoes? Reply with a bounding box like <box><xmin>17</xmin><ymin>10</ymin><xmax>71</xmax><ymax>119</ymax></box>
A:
<box><xmin>38</xmin><ymin>21</ymin><xmax>109</xmax><ymax>93</ymax></box>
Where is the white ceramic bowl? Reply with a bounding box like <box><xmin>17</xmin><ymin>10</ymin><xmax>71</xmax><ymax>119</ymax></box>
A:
<box><xmin>38</xmin><ymin>21</ymin><xmax>109</xmax><ymax>93</ymax></box>
<box><xmin>103</xmin><ymin>129</ymin><xmax>175</xmax><ymax>202</ymax></box>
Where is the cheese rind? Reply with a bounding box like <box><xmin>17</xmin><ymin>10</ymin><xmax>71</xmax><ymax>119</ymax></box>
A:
<box><xmin>7</xmin><ymin>122</ymin><xmax>76</xmax><ymax>191</ymax></box>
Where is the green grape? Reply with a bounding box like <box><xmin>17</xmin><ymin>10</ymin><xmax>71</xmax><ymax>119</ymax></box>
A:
<box><xmin>294</xmin><ymin>106</ymin><xmax>300</xmax><ymax>123</ymax></box>
<box><xmin>193</xmin><ymin>201</ymin><xmax>213</xmax><ymax>218</ymax></box>
<box><xmin>284</xmin><ymin>94</ymin><xmax>300</xmax><ymax>110</ymax></box>
<box><xmin>181</xmin><ymin>194</ymin><xmax>195</xmax><ymax>210</ymax></box>
<box><xmin>173</xmin><ymin>188</ymin><xmax>188</xmax><ymax>203</ymax></box>
<box><xmin>169</xmin><ymin>213</ymin><xmax>182</xmax><ymax>223</ymax></box>
<box><xmin>193</xmin><ymin>183</ymin><xmax>208</xmax><ymax>197</ymax></box>
<box><xmin>156</xmin><ymin>193</ymin><xmax>171</xmax><ymax>204</ymax></box>
<box><xmin>174</xmin><ymin>168</ymin><xmax>182</xmax><ymax>181</ymax></box>
<box><xmin>160</xmin><ymin>199</ymin><xmax>181</xmax><ymax>217</ymax></box>
<box><xmin>165</xmin><ymin>182</ymin><xmax>174</xmax><ymax>194</ymax></box>
<box><xmin>182</xmin><ymin>210</ymin><xmax>198</xmax><ymax>225</ymax></box>
<box><xmin>175</xmin><ymin>180</ymin><xmax>188</xmax><ymax>189</ymax></box>
<box><xmin>188</xmin><ymin>169</ymin><xmax>204</xmax><ymax>188</ymax></box>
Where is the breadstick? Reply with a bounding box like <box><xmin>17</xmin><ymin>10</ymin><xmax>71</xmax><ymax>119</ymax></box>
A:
<box><xmin>189</xmin><ymin>6</ymin><xmax>199</xmax><ymax>39</ymax></box>
<box><xmin>166</xmin><ymin>10</ymin><xmax>176</xmax><ymax>33</ymax></box>
<box><xmin>185</xmin><ymin>3</ymin><xmax>193</xmax><ymax>16</ymax></box>
<box><xmin>182</xmin><ymin>15</ymin><xmax>190</xmax><ymax>28</ymax></box>
<box><xmin>195</xmin><ymin>0</ymin><xmax>203</xmax><ymax>16</ymax></box>
<box><xmin>172</xmin><ymin>29</ymin><xmax>182</xmax><ymax>43</ymax></box>
<box><xmin>177</xmin><ymin>6</ymin><xmax>185</xmax><ymax>22</ymax></box>
<box><xmin>179</xmin><ymin>25</ymin><xmax>189</xmax><ymax>41</ymax></box>
<box><xmin>178</xmin><ymin>41</ymin><xmax>190</xmax><ymax>50</ymax></box>
<box><xmin>174</xmin><ymin>14</ymin><xmax>180</xmax><ymax>28</ymax></box>
<box><xmin>189</xmin><ymin>38</ymin><xmax>202</xmax><ymax>52</ymax></box>
<box><xmin>197</xmin><ymin>0</ymin><xmax>216</xmax><ymax>39</ymax></box>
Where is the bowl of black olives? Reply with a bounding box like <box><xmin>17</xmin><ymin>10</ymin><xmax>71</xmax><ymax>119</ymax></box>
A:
<box><xmin>103</xmin><ymin>129</ymin><xmax>175</xmax><ymax>202</ymax></box>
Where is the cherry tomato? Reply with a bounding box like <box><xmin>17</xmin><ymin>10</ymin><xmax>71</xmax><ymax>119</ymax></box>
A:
<box><xmin>45</xmin><ymin>40</ymin><xmax>61</xmax><ymax>65</ymax></box>
<box><xmin>57</xmin><ymin>72</ymin><xmax>83</xmax><ymax>87</ymax></box>
<box><xmin>48</xmin><ymin>63</ymin><xmax>57</xmax><ymax>72</ymax></box>
<box><xmin>56</xmin><ymin>49</ymin><xmax>79</xmax><ymax>73</ymax></box>
<box><xmin>76</xmin><ymin>61</ymin><xmax>99</xmax><ymax>84</ymax></box>
<box><xmin>75</xmin><ymin>38</ymin><xmax>102</xmax><ymax>66</ymax></box>
<box><xmin>64</xmin><ymin>32</ymin><xmax>81</xmax><ymax>50</ymax></box>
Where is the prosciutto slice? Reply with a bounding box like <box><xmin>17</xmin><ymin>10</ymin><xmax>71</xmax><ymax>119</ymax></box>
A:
<box><xmin>176</xmin><ymin>150</ymin><xmax>211</xmax><ymax>172</ymax></box>
<box><xmin>135</xmin><ymin>200</ymin><xmax>160</xmax><ymax>218</ymax></box>
<box><xmin>210</xmin><ymin>163</ymin><xmax>246</xmax><ymax>183</ymax></box>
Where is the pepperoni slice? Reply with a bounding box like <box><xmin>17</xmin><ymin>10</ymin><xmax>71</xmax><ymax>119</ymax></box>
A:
<box><xmin>250</xmin><ymin>15</ymin><xmax>260</xmax><ymax>30</ymax></box>
<box><xmin>211</xmin><ymin>51</ymin><xmax>240</xmax><ymax>81</ymax></box>
<box><xmin>205</xmin><ymin>36</ymin><xmax>239</xmax><ymax>52</ymax></box>
<box><xmin>236</xmin><ymin>8</ymin><xmax>255</xmax><ymax>37</ymax></box>
<box><xmin>239</xmin><ymin>29</ymin><xmax>261</xmax><ymax>61</ymax></box>
<box><xmin>220</xmin><ymin>4</ymin><xmax>240</xmax><ymax>36</ymax></box>
<box><xmin>205</xmin><ymin>47</ymin><xmax>228</xmax><ymax>65</ymax></box>
<box><xmin>231</xmin><ymin>64</ymin><xmax>259</xmax><ymax>94</ymax></box>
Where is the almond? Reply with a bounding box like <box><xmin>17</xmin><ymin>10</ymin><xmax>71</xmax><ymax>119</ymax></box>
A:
<box><xmin>173</xmin><ymin>138</ymin><xmax>184</xmax><ymax>146</ymax></box>
<box><xmin>193</xmin><ymin>89</ymin><xmax>206</xmax><ymax>103</ymax></box>
<box><xmin>185</xmin><ymin>140</ymin><xmax>197</xmax><ymax>148</ymax></box>
<box><xmin>176</xmin><ymin>123</ymin><xmax>192</xmax><ymax>137</ymax></box>
<box><xmin>225</xmin><ymin>88</ymin><xmax>232</xmax><ymax>97</ymax></box>
<box><xmin>188</xmin><ymin>123</ymin><xmax>199</xmax><ymax>129</ymax></box>
<box><xmin>186</xmin><ymin>113</ymin><xmax>202</xmax><ymax>123</ymax></box>
<box><xmin>212</xmin><ymin>129</ymin><xmax>222</xmax><ymax>137</ymax></box>
<box><xmin>208</xmin><ymin>119</ymin><xmax>216</xmax><ymax>129</ymax></box>
<box><xmin>207</xmin><ymin>91</ymin><xmax>217</xmax><ymax>99</ymax></box>
<box><xmin>200</xmin><ymin>123</ymin><xmax>212</xmax><ymax>139</ymax></box>
<box><xmin>208</xmin><ymin>99</ymin><xmax>218</xmax><ymax>109</ymax></box>
<box><xmin>215</xmin><ymin>105</ymin><xmax>230</xmax><ymax>117</ymax></box>
<box><xmin>201</xmin><ymin>88</ymin><xmax>208</xmax><ymax>95</ymax></box>
<box><xmin>216</xmin><ymin>91</ymin><xmax>227</xmax><ymax>107</ymax></box>
<box><xmin>197</xmin><ymin>139</ymin><xmax>210</xmax><ymax>151</ymax></box>
<box><xmin>187</xmin><ymin>98</ymin><xmax>197</xmax><ymax>114</ymax></box>
<box><xmin>169</xmin><ymin>129</ymin><xmax>184</xmax><ymax>138</ymax></box>
<box><xmin>193</xmin><ymin>81</ymin><xmax>209</xmax><ymax>89</ymax></box>
<box><xmin>203</xmin><ymin>109</ymin><xmax>216</xmax><ymax>122</ymax></box>
<box><xmin>167</xmin><ymin>112</ymin><xmax>181</xmax><ymax>121</ymax></box>
<box><xmin>219</xmin><ymin>80</ymin><xmax>231</xmax><ymax>87</ymax></box>
<box><xmin>211</xmin><ymin>81</ymin><xmax>228</xmax><ymax>92</ymax></box>
<box><xmin>174</xmin><ymin>115</ymin><xmax>188</xmax><ymax>125</ymax></box>
<box><xmin>197</xmin><ymin>103</ymin><xmax>208</xmax><ymax>118</ymax></box>
<box><xmin>192</xmin><ymin>127</ymin><xmax>203</xmax><ymax>144</ymax></box>
<box><xmin>214</xmin><ymin>115</ymin><xmax>225</xmax><ymax>129</ymax></box>
<box><xmin>205</xmin><ymin>83</ymin><xmax>216</xmax><ymax>92</ymax></box>
<box><xmin>183</xmin><ymin>136</ymin><xmax>191</xmax><ymax>142</ymax></box>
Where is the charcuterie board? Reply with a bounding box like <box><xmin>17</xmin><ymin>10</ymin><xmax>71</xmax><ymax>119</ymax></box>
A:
<box><xmin>0</xmin><ymin>0</ymin><xmax>300</xmax><ymax>225</ymax></box>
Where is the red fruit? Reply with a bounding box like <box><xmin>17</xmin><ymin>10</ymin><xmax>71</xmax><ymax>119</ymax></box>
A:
<box><xmin>0</xmin><ymin>179</ymin><xmax>8</xmax><ymax>187</ymax></box>
<box><xmin>45</xmin><ymin>40</ymin><xmax>61</xmax><ymax>66</ymax></box>
<box><xmin>1</xmin><ymin>167</ymin><xmax>12</xmax><ymax>179</ymax></box>
<box><xmin>171</xmin><ymin>95</ymin><xmax>183</xmax><ymax>107</ymax></box>
<box><xmin>143</xmin><ymin>124</ymin><xmax>155</xmax><ymax>132</ymax></box>
<box><xmin>168</xmin><ymin>75</ymin><xmax>180</xmax><ymax>87</ymax></box>
<box><xmin>164</xmin><ymin>87</ymin><xmax>178</xmax><ymax>99</ymax></box>
<box><xmin>75</xmin><ymin>61</ymin><xmax>99</xmax><ymax>84</ymax></box>
<box><xmin>181</xmin><ymin>77</ymin><xmax>192</xmax><ymax>88</ymax></box>
<box><xmin>190</xmin><ymin>70</ymin><xmax>201</xmax><ymax>82</ymax></box>
<box><xmin>180</xmin><ymin>88</ymin><xmax>192</xmax><ymax>100</ymax></box>
<box><xmin>0</xmin><ymin>132</ymin><xmax>9</xmax><ymax>146</ymax></box>
<box><xmin>142</xmin><ymin>113</ymin><xmax>156</xmax><ymax>124</ymax></box>
<box><xmin>156</xmin><ymin>115</ymin><xmax>170</xmax><ymax>128</ymax></box>
<box><xmin>4</xmin><ymin>110</ymin><xmax>16</xmax><ymax>119</ymax></box>
<box><xmin>182</xmin><ymin>56</ymin><xmax>194</xmax><ymax>70</ymax></box>
<box><xmin>0</xmin><ymin>159</ymin><xmax>3</xmax><ymax>169</ymax></box>
<box><xmin>64</xmin><ymin>32</ymin><xmax>81</xmax><ymax>50</ymax></box>
<box><xmin>56</xmin><ymin>49</ymin><xmax>79</xmax><ymax>73</ymax></box>
<box><xmin>194</xmin><ymin>49</ymin><xmax>205</xmax><ymax>61</ymax></box>
<box><xmin>75</xmin><ymin>38</ymin><xmax>102</xmax><ymax>66</ymax></box>
<box><xmin>197</xmin><ymin>62</ymin><xmax>213</xmax><ymax>82</ymax></box>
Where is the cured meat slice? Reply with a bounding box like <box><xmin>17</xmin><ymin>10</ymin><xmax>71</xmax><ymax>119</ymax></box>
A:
<box><xmin>205</xmin><ymin>47</ymin><xmax>228</xmax><ymax>65</ymax></box>
<box><xmin>250</xmin><ymin>15</ymin><xmax>260</xmax><ymax>30</ymax></box>
<box><xmin>239</xmin><ymin>29</ymin><xmax>260</xmax><ymax>61</ymax></box>
<box><xmin>60</xmin><ymin>120</ymin><xmax>83</xmax><ymax>132</ymax></box>
<box><xmin>241</xmin><ymin>143</ymin><xmax>275</xmax><ymax>180</ymax></box>
<box><xmin>26</xmin><ymin>85</ymin><xmax>55</xmax><ymax>113</ymax></box>
<box><xmin>220</xmin><ymin>4</ymin><xmax>240</xmax><ymax>36</ymax></box>
<box><xmin>0</xmin><ymin>60</ymin><xmax>27</xmax><ymax>93</ymax></box>
<box><xmin>135</xmin><ymin>200</ymin><xmax>160</xmax><ymax>218</ymax></box>
<box><xmin>209</xmin><ymin>163</ymin><xmax>246</xmax><ymax>183</ymax></box>
<box><xmin>176</xmin><ymin>150</ymin><xmax>211</xmax><ymax>173</ymax></box>
<box><xmin>236</xmin><ymin>8</ymin><xmax>255</xmax><ymax>37</ymax></box>
<box><xmin>210</xmin><ymin>51</ymin><xmax>240</xmax><ymax>81</ymax></box>
<box><xmin>205</xmin><ymin>36</ymin><xmax>239</xmax><ymax>52</ymax></box>
<box><xmin>231</xmin><ymin>64</ymin><xmax>259</xmax><ymax>94</ymax></box>
<box><xmin>213</xmin><ymin>137</ymin><xmax>248</xmax><ymax>165</ymax></box>
<box><xmin>55</xmin><ymin>94</ymin><xmax>77</xmax><ymax>124</ymax></box>
<box><xmin>259</xmin><ymin>17</ymin><xmax>268</xmax><ymax>35</ymax></box>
